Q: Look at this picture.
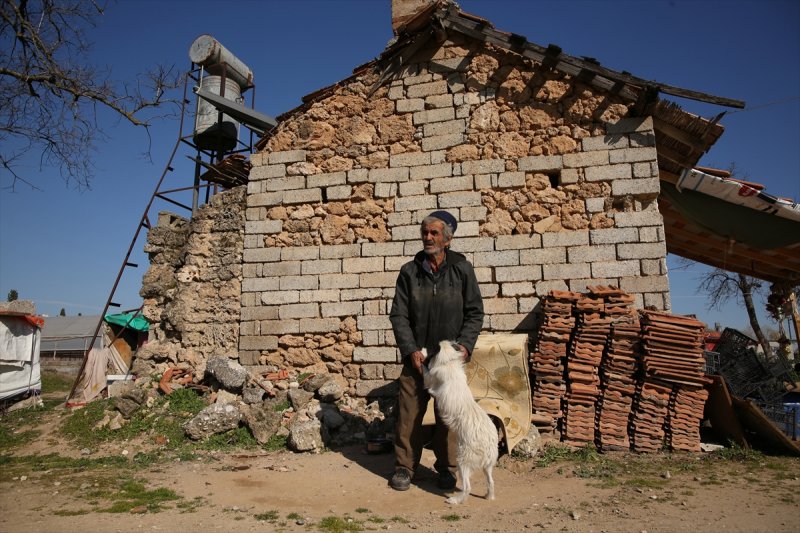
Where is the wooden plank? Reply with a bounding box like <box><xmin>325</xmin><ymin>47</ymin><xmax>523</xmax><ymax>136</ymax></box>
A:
<box><xmin>732</xmin><ymin>396</ymin><xmax>800</xmax><ymax>456</ymax></box>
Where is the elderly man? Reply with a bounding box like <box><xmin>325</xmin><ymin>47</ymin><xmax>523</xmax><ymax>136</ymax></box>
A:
<box><xmin>388</xmin><ymin>210</ymin><xmax>485</xmax><ymax>491</ymax></box>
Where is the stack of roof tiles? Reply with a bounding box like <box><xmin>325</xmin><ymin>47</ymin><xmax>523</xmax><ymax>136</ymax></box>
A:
<box><xmin>632</xmin><ymin>310</ymin><xmax>709</xmax><ymax>452</ymax></box>
<box><xmin>592</xmin><ymin>286</ymin><xmax>640</xmax><ymax>451</ymax></box>
<box><xmin>562</xmin><ymin>293</ymin><xmax>611</xmax><ymax>445</ymax></box>
<box><xmin>530</xmin><ymin>290</ymin><xmax>580</xmax><ymax>433</ymax></box>
<box><xmin>530</xmin><ymin>288</ymin><xmax>711</xmax><ymax>453</ymax></box>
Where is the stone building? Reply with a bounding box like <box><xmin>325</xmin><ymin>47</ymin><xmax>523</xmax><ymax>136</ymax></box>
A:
<box><xmin>137</xmin><ymin>0</ymin><xmax>749</xmax><ymax>396</ymax></box>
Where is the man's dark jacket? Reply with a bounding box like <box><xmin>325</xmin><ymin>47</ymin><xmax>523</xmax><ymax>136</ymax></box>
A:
<box><xmin>390</xmin><ymin>249</ymin><xmax>484</xmax><ymax>360</ymax></box>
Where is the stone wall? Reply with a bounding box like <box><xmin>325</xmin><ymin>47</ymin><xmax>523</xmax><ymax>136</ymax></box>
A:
<box><xmin>240</xmin><ymin>35</ymin><xmax>670</xmax><ymax>397</ymax></box>
<box><xmin>135</xmin><ymin>187</ymin><xmax>246</xmax><ymax>379</ymax></box>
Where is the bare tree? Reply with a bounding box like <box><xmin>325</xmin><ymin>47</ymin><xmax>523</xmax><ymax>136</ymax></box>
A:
<box><xmin>698</xmin><ymin>268</ymin><xmax>773</xmax><ymax>358</ymax></box>
<box><xmin>1</xmin><ymin>0</ymin><xmax>181</xmax><ymax>190</ymax></box>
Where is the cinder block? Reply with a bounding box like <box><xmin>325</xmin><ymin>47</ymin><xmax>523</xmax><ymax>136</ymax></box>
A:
<box><xmin>279</xmin><ymin>303</ymin><xmax>319</xmax><ymax>319</ymax></box>
<box><xmin>249</xmin><ymin>164</ymin><xmax>286</xmax><ymax>181</ymax></box>
<box><xmin>473</xmin><ymin>250</ymin><xmax>520</xmax><ymax>267</ymax></box>
<box><xmin>520</xmin><ymin>247</ymin><xmax>566</xmax><ymax>265</ymax></box>
<box><xmin>452</xmin><ymin>236</ymin><xmax>494</xmax><ymax>252</ymax></box>
<box><xmin>283</xmin><ymin>188</ymin><xmax>322</xmax><ymax>204</ymax></box>
<box><xmin>643</xmin><ymin>292</ymin><xmax>666</xmax><ymax>310</ymax></box>
<box><xmin>534</xmin><ymin>280</ymin><xmax>569</xmax><ymax>295</ymax></box>
<box><xmin>299</xmin><ymin>318</ymin><xmax>341</xmax><ymax>333</ymax></box>
<box><xmin>498</xmin><ymin>172</ymin><xmax>526</xmax><ymax>188</ymax></box>
<box><xmin>413</xmin><ymin>107</ymin><xmax>455</xmax><ymax>125</ymax></box>
<box><xmin>342</xmin><ymin>256</ymin><xmax>385</xmax><ymax>273</ymax></box>
<box><xmin>638</xmin><ymin>226</ymin><xmax>660</xmax><ymax>242</ymax></box>
<box><xmin>500</xmin><ymin>282</ymin><xmax>535</xmax><ymax>297</ymax></box>
<box><xmin>240</xmin><ymin>306</ymin><xmax>279</xmax><ymax>321</ymax></box>
<box><xmin>495</xmin><ymin>265</ymin><xmax>543</xmax><ymax>282</ymax></box>
<box><xmin>581</xmin><ymin>135</ymin><xmax>629</xmax><ymax>151</ymax></box>
<box><xmin>241</xmin><ymin>277</ymin><xmax>280</xmax><ymax>292</ymax></box>
<box><xmin>585</xmin><ymin>197</ymin><xmax>606</xmax><ymax>213</ymax></box>
<box><xmin>269</xmin><ymin>150</ymin><xmax>307</xmax><ymax>164</ymax></box>
<box><xmin>368</xmin><ymin>167</ymin><xmax>409</xmax><ymax>183</ymax></box>
<box><xmin>259</xmin><ymin>290</ymin><xmax>300</xmax><ymax>305</ymax></box>
<box><xmin>243</xmin><ymin>247</ymin><xmax>281</xmax><ymax>263</ymax></box>
<box><xmin>425</xmin><ymin>94</ymin><xmax>455</xmax><ymax>109</ymax></box>
<box><xmin>541</xmin><ymin>232</ymin><xmax>589</xmax><ymax>247</ymax></box>
<box><xmin>280</xmin><ymin>275</ymin><xmax>319</xmax><ymax>290</ymax></box>
<box><xmin>429</xmin><ymin>175</ymin><xmax>473</xmax><ymax>193</ymax></box>
<box><xmin>353</xmin><ymin>347</ymin><xmax>399</xmax><ymax>363</ymax></box>
<box><xmin>617</xmin><ymin>242</ymin><xmax>666</xmax><ymax>260</ymax></box>
<box><xmin>239</xmin><ymin>336</ymin><xmax>278</xmax><ymax>351</ymax></box>
<box><xmin>265</xmin><ymin>175</ymin><xmax>305</xmax><ymax>191</ymax></box>
<box><xmin>619</xmin><ymin>275</ymin><xmax>670</xmax><ymax>293</ymax></box>
<box><xmin>568</xmin><ymin>244</ymin><xmax>616</xmax><ymax>263</ymax></box>
<box><xmin>629</xmin><ymin>132</ymin><xmax>656</xmax><ymax>148</ymax></box>
<box><xmin>479</xmin><ymin>283</ymin><xmax>500</xmax><ymax>298</ymax></box>
<box><xmin>495</xmin><ymin>234</ymin><xmax>542</xmax><ymax>250</ymax></box>
<box><xmin>517</xmin><ymin>297</ymin><xmax>541</xmax><ymax>313</ymax></box>
<box><xmin>392</xmin><ymin>224</ymin><xmax>424</xmax><ymax>241</ymax></box>
<box><xmin>281</xmin><ymin>246</ymin><xmax>319</xmax><ymax>261</ymax></box>
<box><xmin>460</xmin><ymin>206</ymin><xmax>488</xmax><ymax>221</ymax></box>
<box><xmin>517</xmin><ymin>155</ymin><xmax>563</xmax><ymax>172</ymax></box>
<box><xmin>612</xmin><ymin>177</ymin><xmax>660</xmax><ymax>196</ymax></box>
<box><xmin>407</xmin><ymin>80</ymin><xmax>448</xmax><ymax>98</ymax></box>
<box><xmin>584</xmin><ymin>164</ymin><xmax>632</xmax><ymax>182</ymax></box>
<box><xmin>390</xmin><ymin>151</ymin><xmax>431</xmax><ymax>167</ymax></box>
<box><xmin>308</xmin><ymin>171</ymin><xmax>346</xmax><ymax>188</ymax></box>
<box><xmin>606</xmin><ymin>116</ymin><xmax>653</xmax><ymax>135</ymax></box>
<box><xmin>410</xmin><ymin>163</ymin><xmax>453</xmax><ymax>180</ymax></box>
<box><xmin>395</xmin><ymin>195</ymin><xmax>437</xmax><ymax>212</ymax></box>
<box><xmin>590</xmin><ymin>227</ymin><xmax>639</xmax><ymax>244</ymax></box>
<box><xmin>299</xmin><ymin>289</ymin><xmax>341</xmax><ymax>303</ymax></box>
<box><xmin>609</xmin><ymin>146</ymin><xmax>658</xmax><ymax>164</ymax></box>
<box><xmin>563</xmin><ymin>151</ymin><xmax>609</xmax><ymax>168</ymax></box>
<box><xmin>360</xmin><ymin>271</ymin><xmax>399</xmax><ymax>288</ymax></box>
<box><xmin>357</xmin><ymin>315</ymin><xmax>392</xmax><ymax>331</ymax></box>
<box><xmin>613</xmin><ymin>210</ymin><xmax>663</xmax><ymax>228</ymax></box>
<box><xmin>388</xmin><ymin>84</ymin><xmax>404</xmax><ymax>100</ymax></box>
<box><xmin>399</xmin><ymin>181</ymin><xmax>427</xmax><ymax>196</ymax></box>
<box><xmin>302</xmin><ymin>259</ymin><xmax>342</xmax><ymax>275</ymax></box>
<box><xmin>437</xmin><ymin>191</ymin><xmax>483</xmax><ymax>208</ymax></box>
<box><xmin>321</xmin><ymin>244</ymin><xmax>361</xmax><ymax>259</ymax></box>
<box><xmin>423</xmin><ymin>119</ymin><xmax>465</xmax><ymax>137</ymax></box>
<box><xmin>247</xmin><ymin>191</ymin><xmax>284</xmax><ymax>207</ymax></box>
<box><xmin>245</xmin><ymin>220</ymin><xmax>282</xmax><ymax>234</ymax></box>
<box><xmin>260</xmin><ymin>319</ymin><xmax>300</xmax><ymax>335</ymax></box>
<box><xmin>362</xmin><ymin>242</ymin><xmax>405</xmax><ymax>256</ymax></box>
<box><xmin>347</xmin><ymin>168</ymin><xmax>369</xmax><ymax>183</ymax></box>
<box><xmin>461</xmin><ymin>159</ymin><xmax>505</xmax><ymax>175</ymax></box>
<box><xmin>591</xmin><ymin>260</ymin><xmax>640</xmax><ymax>278</ymax></box>
<box><xmin>319</xmin><ymin>273</ymin><xmax>360</xmax><ymax>289</ymax></box>
<box><xmin>321</xmin><ymin>301</ymin><xmax>362</xmax><ymax>317</ymax></box>
<box><xmin>542</xmin><ymin>262</ymin><xmax>590</xmax><ymax>280</ymax></box>
<box><xmin>396</xmin><ymin>98</ymin><xmax>425</xmax><ymax>113</ymax></box>
<box><xmin>422</xmin><ymin>133</ymin><xmax>465</xmax><ymax>152</ymax></box>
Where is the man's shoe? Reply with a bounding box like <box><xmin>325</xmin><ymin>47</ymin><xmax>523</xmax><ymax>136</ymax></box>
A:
<box><xmin>437</xmin><ymin>470</ymin><xmax>457</xmax><ymax>490</ymax></box>
<box><xmin>390</xmin><ymin>469</ymin><xmax>411</xmax><ymax>491</ymax></box>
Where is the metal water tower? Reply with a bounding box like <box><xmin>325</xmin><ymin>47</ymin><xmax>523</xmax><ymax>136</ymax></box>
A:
<box><xmin>189</xmin><ymin>35</ymin><xmax>254</xmax><ymax>152</ymax></box>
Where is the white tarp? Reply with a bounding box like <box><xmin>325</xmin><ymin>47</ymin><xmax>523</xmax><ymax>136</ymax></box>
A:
<box><xmin>0</xmin><ymin>315</ymin><xmax>42</xmax><ymax>400</ymax></box>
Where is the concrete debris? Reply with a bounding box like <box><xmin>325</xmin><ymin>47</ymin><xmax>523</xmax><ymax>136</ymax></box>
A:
<box><xmin>287</xmin><ymin>417</ymin><xmax>328</xmax><ymax>452</ymax></box>
<box><xmin>302</xmin><ymin>374</ymin><xmax>331</xmax><ymax>393</ymax></box>
<box><xmin>288</xmin><ymin>388</ymin><xmax>314</xmax><ymax>411</ymax></box>
<box><xmin>317</xmin><ymin>380</ymin><xmax>344</xmax><ymax>402</ymax></box>
<box><xmin>242</xmin><ymin>385</ymin><xmax>265</xmax><ymax>404</ymax></box>
<box><xmin>512</xmin><ymin>425</ymin><xmax>542</xmax><ymax>458</ymax></box>
<box><xmin>240</xmin><ymin>402</ymin><xmax>283</xmax><ymax>444</ymax></box>
<box><xmin>184</xmin><ymin>403</ymin><xmax>242</xmax><ymax>440</ymax></box>
<box><xmin>205</xmin><ymin>355</ymin><xmax>249</xmax><ymax>391</ymax></box>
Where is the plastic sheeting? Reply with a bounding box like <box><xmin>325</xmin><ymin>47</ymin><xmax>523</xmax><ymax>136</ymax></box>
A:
<box><xmin>0</xmin><ymin>315</ymin><xmax>42</xmax><ymax>400</ymax></box>
<box><xmin>104</xmin><ymin>313</ymin><xmax>149</xmax><ymax>333</ymax></box>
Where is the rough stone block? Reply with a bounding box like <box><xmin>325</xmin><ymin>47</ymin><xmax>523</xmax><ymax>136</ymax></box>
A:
<box><xmin>240</xmin><ymin>306</ymin><xmax>279</xmax><ymax>321</ymax></box>
<box><xmin>491</xmin><ymin>313</ymin><xmax>538</xmax><ymax>332</ymax></box>
<box><xmin>483</xmin><ymin>298</ymin><xmax>519</xmax><ymax>314</ymax></box>
<box><xmin>518</xmin><ymin>155</ymin><xmax>563</xmax><ymax>172</ymax></box>
<box><xmin>263</xmin><ymin>261</ymin><xmax>301</xmax><ymax>276</ymax></box>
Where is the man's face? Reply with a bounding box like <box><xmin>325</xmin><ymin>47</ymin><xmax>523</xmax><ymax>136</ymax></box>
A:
<box><xmin>421</xmin><ymin>220</ymin><xmax>451</xmax><ymax>257</ymax></box>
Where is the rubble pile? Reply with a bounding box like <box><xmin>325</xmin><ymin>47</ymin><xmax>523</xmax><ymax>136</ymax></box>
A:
<box><xmin>531</xmin><ymin>288</ymin><xmax>711</xmax><ymax>453</ymax></box>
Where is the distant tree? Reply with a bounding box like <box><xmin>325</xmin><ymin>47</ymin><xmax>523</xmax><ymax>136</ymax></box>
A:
<box><xmin>59</xmin><ymin>308</ymin><xmax>66</xmax><ymax>316</ymax></box>
<box><xmin>1</xmin><ymin>0</ymin><xmax>181</xmax><ymax>190</ymax></box>
<box><xmin>698</xmin><ymin>269</ymin><xmax>773</xmax><ymax>359</ymax></box>
<box><xmin>7</xmin><ymin>289</ymin><xmax>18</xmax><ymax>301</ymax></box>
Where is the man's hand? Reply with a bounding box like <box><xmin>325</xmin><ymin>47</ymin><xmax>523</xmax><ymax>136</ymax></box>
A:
<box><xmin>457</xmin><ymin>344</ymin><xmax>469</xmax><ymax>361</ymax></box>
<box><xmin>410</xmin><ymin>350</ymin><xmax>426</xmax><ymax>374</ymax></box>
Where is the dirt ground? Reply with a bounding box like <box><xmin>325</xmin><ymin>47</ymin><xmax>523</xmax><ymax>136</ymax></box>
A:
<box><xmin>2</xmin><ymin>408</ymin><xmax>799</xmax><ymax>533</ymax></box>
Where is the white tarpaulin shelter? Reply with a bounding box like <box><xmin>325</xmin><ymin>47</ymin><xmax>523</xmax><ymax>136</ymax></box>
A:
<box><xmin>0</xmin><ymin>311</ymin><xmax>43</xmax><ymax>400</ymax></box>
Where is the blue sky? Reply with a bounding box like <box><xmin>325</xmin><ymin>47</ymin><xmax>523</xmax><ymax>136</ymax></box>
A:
<box><xmin>1</xmin><ymin>0</ymin><xmax>798</xmax><ymax>333</ymax></box>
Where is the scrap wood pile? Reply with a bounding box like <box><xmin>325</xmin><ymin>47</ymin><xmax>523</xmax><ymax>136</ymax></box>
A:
<box><xmin>530</xmin><ymin>287</ymin><xmax>710</xmax><ymax>452</ymax></box>
<box><xmin>199</xmin><ymin>154</ymin><xmax>252</xmax><ymax>187</ymax></box>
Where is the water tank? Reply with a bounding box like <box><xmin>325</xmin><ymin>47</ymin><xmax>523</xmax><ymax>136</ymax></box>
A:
<box><xmin>193</xmin><ymin>75</ymin><xmax>242</xmax><ymax>152</ymax></box>
<box><xmin>189</xmin><ymin>34</ymin><xmax>253</xmax><ymax>89</ymax></box>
